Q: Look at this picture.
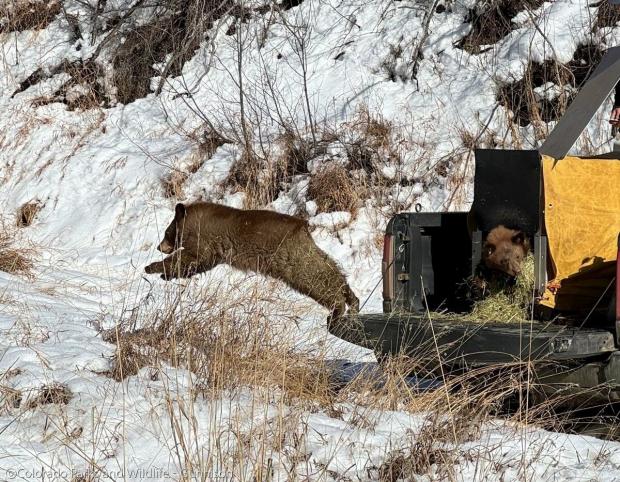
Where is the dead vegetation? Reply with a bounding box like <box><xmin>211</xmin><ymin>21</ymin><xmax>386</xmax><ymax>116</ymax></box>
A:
<box><xmin>0</xmin><ymin>0</ymin><xmax>61</xmax><ymax>34</ymax></box>
<box><xmin>459</xmin><ymin>0</ymin><xmax>545</xmax><ymax>54</ymax></box>
<box><xmin>14</xmin><ymin>59</ymin><xmax>108</xmax><ymax>110</ymax></box>
<box><xmin>0</xmin><ymin>385</ymin><xmax>22</xmax><ymax>414</ymax></box>
<box><xmin>161</xmin><ymin>170</ymin><xmax>189</xmax><ymax>199</ymax></box>
<box><xmin>103</xmin><ymin>285</ymin><xmax>335</xmax><ymax>405</ymax></box>
<box><xmin>0</xmin><ymin>219</ymin><xmax>35</xmax><ymax>275</ymax></box>
<box><xmin>25</xmin><ymin>383</ymin><xmax>72</xmax><ymax>409</ymax></box>
<box><xmin>15</xmin><ymin>200</ymin><xmax>42</xmax><ymax>227</ymax></box>
<box><xmin>223</xmin><ymin>128</ymin><xmax>318</xmax><ymax>208</ymax></box>
<box><xmin>112</xmin><ymin>0</ymin><xmax>235</xmax><ymax>104</ymax></box>
<box><xmin>595</xmin><ymin>0</ymin><xmax>620</xmax><ymax>30</ymax></box>
<box><xmin>225</xmin><ymin>149</ymin><xmax>284</xmax><ymax>208</ymax></box>
<box><xmin>307</xmin><ymin>165</ymin><xmax>362</xmax><ymax>216</ymax></box>
<box><xmin>102</xmin><ymin>281</ymin><xmax>610</xmax><ymax>478</ymax></box>
<box><xmin>498</xmin><ymin>44</ymin><xmax>603</xmax><ymax>127</ymax></box>
<box><xmin>225</xmin><ymin>108</ymin><xmax>404</xmax><ymax>215</ymax></box>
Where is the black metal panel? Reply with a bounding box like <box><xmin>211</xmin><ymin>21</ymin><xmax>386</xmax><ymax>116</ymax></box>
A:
<box><xmin>472</xmin><ymin>149</ymin><xmax>541</xmax><ymax>235</ymax></box>
<box><xmin>337</xmin><ymin>313</ymin><xmax>617</xmax><ymax>365</ymax></box>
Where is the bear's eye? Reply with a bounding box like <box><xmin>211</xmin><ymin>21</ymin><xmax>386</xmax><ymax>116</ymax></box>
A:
<box><xmin>485</xmin><ymin>244</ymin><xmax>495</xmax><ymax>256</ymax></box>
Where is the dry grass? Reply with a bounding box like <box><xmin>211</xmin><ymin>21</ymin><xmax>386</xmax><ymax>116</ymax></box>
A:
<box><xmin>112</xmin><ymin>0</ymin><xmax>234</xmax><ymax>104</ymax></box>
<box><xmin>17</xmin><ymin>60</ymin><xmax>108</xmax><ymax>110</ymax></box>
<box><xmin>498</xmin><ymin>44</ymin><xmax>603</xmax><ymax>128</ymax></box>
<box><xmin>0</xmin><ymin>0</ymin><xmax>61</xmax><ymax>33</ymax></box>
<box><xmin>0</xmin><ymin>220</ymin><xmax>35</xmax><ymax>275</ymax></box>
<box><xmin>342</xmin><ymin>107</ymin><xmax>400</xmax><ymax>174</ymax></box>
<box><xmin>465</xmin><ymin>254</ymin><xmax>535</xmax><ymax>323</ymax></box>
<box><xmin>94</xmin><ymin>271</ymin><xmax>620</xmax><ymax>479</ymax></box>
<box><xmin>225</xmin><ymin>149</ymin><xmax>283</xmax><ymax>208</ymax></box>
<box><xmin>224</xmin><ymin>129</ymin><xmax>318</xmax><ymax>209</ymax></box>
<box><xmin>0</xmin><ymin>385</ymin><xmax>22</xmax><ymax>415</ymax></box>
<box><xmin>15</xmin><ymin>200</ymin><xmax>41</xmax><ymax>227</ymax></box>
<box><xmin>307</xmin><ymin>164</ymin><xmax>363</xmax><ymax>217</ymax></box>
<box><xmin>103</xmin><ymin>283</ymin><xmax>336</xmax><ymax>405</ymax></box>
<box><xmin>595</xmin><ymin>0</ymin><xmax>620</xmax><ymax>30</ymax></box>
<box><xmin>25</xmin><ymin>383</ymin><xmax>73</xmax><ymax>409</ymax></box>
<box><xmin>459</xmin><ymin>0</ymin><xmax>544</xmax><ymax>54</ymax></box>
<box><xmin>161</xmin><ymin>170</ymin><xmax>189</xmax><ymax>199</ymax></box>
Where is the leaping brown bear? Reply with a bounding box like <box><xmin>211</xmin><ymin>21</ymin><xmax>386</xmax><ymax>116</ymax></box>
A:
<box><xmin>145</xmin><ymin>202</ymin><xmax>359</xmax><ymax>327</ymax></box>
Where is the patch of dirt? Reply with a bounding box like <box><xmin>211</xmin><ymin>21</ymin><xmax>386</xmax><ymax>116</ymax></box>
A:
<box><xmin>498</xmin><ymin>44</ymin><xmax>603</xmax><ymax>126</ymax></box>
<box><xmin>16</xmin><ymin>200</ymin><xmax>42</xmax><ymax>227</ymax></box>
<box><xmin>0</xmin><ymin>0</ymin><xmax>61</xmax><ymax>33</ymax></box>
<box><xmin>459</xmin><ymin>0</ymin><xmax>545</xmax><ymax>54</ymax></box>
<box><xmin>25</xmin><ymin>384</ymin><xmax>72</xmax><ymax>409</ymax></box>
<box><xmin>13</xmin><ymin>60</ymin><xmax>109</xmax><ymax>111</ymax></box>
<box><xmin>595</xmin><ymin>0</ymin><xmax>620</xmax><ymax>30</ymax></box>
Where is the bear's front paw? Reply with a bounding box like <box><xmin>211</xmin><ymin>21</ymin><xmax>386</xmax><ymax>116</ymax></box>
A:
<box><xmin>144</xmin><ymin>263</ymin><xmax>160</xmax><ymax>274</ymax></box>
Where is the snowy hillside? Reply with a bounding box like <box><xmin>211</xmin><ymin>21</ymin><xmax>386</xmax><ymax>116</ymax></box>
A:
<box><xmin>2</xmin><ymin>0</ymin><xmax>620</xmax><ymax>480</ymax></box>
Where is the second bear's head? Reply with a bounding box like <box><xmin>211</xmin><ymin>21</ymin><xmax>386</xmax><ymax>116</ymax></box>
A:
<box><xmin>482</xmin><ymin>225</ymin><xmax>530</xmax><ymax>277</ymax></box>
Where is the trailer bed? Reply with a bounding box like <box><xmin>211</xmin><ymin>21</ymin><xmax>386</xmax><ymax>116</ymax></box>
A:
<box><xmin>334</xmin><ymin>313</ymin><xmax>617</xmax><ymax>365</ymax></box>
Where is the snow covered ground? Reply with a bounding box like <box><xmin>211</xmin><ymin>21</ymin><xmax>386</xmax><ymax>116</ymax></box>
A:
<box><xmin>2</xmin><ymin>0</ymin><xmax>620</xmax><ymax>480</ymax></box>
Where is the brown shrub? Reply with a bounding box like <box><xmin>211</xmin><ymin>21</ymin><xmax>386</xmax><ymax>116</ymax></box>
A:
<box><xmin>25</xmin><ymin>384</ymin><xmax>72</xmax><ymax>409</ymax></box>
<box><xmin>278</xmin><ymin>129</ymin><xmax>323</xmax><ymax>177</ymax></box>
<box><xmin>161</xmin><ymin>170</ymin><xmax>189</xmax><ymax>199</ymax></box>
<box><xmin>0</xmin><ymin>221</ymin><xmax>35</xmax><ymax>275</ymax></box>
<box><xmin>103</xmin><ymin>328</ymin><xmax>159</xmax><ymax>381</ymax></box>
<box><xmin>343</xmin><ymin>107</ymin><xmax>398</xmax><ymax>173</ymax></box>
<box><xmin>15</xmin><ymin>60</ymin><xmax>108</xmax><ymax>110</ymax></box>
<box><xmin>307</xmin><ymin>165</ymin><xmax>362</xmax><ymax>216</ymax></box>
<box><xmin>224</xmin><ymin>128</ymin><xmax>320</xmax><ymax>209</ymax></box>
<box><xmin>113</xmin><ymin>0</ymin><xmax>234</xmax><ymax>104</ymax></box>
<box><xmin>16</xmin><ymin>200</ymin><xmax>42</xmax><ymax>227</ymax></box>
<box><xmin>498</xmin><ymin>44</ymin><xmax>603</xmax><ymax>127</ymax></box>
<box><xmin>459</xmin><ymin>0</ymin><xmax>544</xmax><ymax>54</ymax></box>
<box><xmin>225</xmin><ymin>149</ymin><xmax>278</xmax><ymax>208</ymax></box>
<box><xmin>60</xmin><ymin>60</ymin><xmax>108</xmax><ymax>110</ymax></box>
<box><xmin>196</xmin><ymin>132</ymin><xmax>228</xmax><ymax>165</ymax></box>
<box><xmin>0</xmin><ymin>385</ymin><xmax>22</xmax><ymax>414</ymax></box>
<box><xmin>0</xmin><ymin>0</ymin><xmax>61</xmax><ymax>33</ymax></box>
<box><xmin>595</xmin><ymin>0</ymin><xmax>620</xmax><ymax>30</ymax></box>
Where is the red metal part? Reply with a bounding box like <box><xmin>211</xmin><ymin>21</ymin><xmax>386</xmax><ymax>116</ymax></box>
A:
<box><xmin>616</xmin><ymin>233</ymin><xmax>620</xmax><ymax>322</ymax></box>
<box><xmin>382</xmin><ymin>234</ymin><xmax>394</xmax><ymax>301</ymax></box>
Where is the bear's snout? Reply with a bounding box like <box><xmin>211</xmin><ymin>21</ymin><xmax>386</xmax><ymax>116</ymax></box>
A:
<box><xmin>158</xmin><ymin>239</ymin><xmax>174</xmax><ymax>254</ymax></box>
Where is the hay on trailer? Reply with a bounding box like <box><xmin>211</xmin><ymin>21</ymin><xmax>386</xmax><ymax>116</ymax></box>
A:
<box><xmin>431</xmin><ymin>255</ymin><xmax>536</xmax><ymax>324</ymax></box>
<box><xmin>462</xmin><ymin>254</ymin><xmax>535</xmax><ymax>323</ymax></box>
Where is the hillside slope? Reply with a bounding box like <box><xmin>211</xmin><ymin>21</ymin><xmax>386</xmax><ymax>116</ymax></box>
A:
<box><xmin>1</xmin><ymin>0</ymin><xmax>620</xmax><ymax>480</ymax></box>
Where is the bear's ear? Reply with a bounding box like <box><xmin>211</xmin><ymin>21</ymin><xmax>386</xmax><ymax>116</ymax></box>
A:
<box><xmin>175</xmin><ymin>203</ymin><xmax>186</xmax><ymax>220</ymax></box>
<box><xmin>512</xmin><ymin>231</ymin><xmax>525</xmax><ymax>245</ymax></box>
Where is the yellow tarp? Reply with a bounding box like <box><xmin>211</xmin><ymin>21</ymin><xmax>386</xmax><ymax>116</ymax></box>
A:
<box><xmin>540</xmin><ymin>155</ymin><xmax>620</xmax><ymax>312</ymax></box>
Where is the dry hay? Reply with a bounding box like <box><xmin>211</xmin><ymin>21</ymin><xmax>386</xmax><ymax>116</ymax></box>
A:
<box><xmin>464</xmin><ymin>254</ymin><xmax>535</xmax><ymax>323</ymax></box>
<box><xmin>0</xmin><ymin>220</ymin><xmax>35</xmax><ymax>275</ymax></box>
<box><xmin>307</xmin><ymin>164</ymin><xmax>363</xmax><ymax>217</ymax></box>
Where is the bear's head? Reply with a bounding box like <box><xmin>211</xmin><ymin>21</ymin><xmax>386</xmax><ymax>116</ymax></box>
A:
<box><xmin>157</xmin><ymin>203</ymin><xmax>186</xmax><ymax>254</ymax></box>
<box><xmin>482</xmin><ymin>225</ymin><xmax>530</xmax><ymax>277</ymax></box>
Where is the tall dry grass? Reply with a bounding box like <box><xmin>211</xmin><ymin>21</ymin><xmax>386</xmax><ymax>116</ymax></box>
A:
<box><xmin>0</xmin><ymin>218</ymin><xmax>35</xmax><ymax>275</ymax></box>
<box><xmin>91</xmin><ymin>268</ymin><xmax>620</xmax><ymax>480</ymax></box>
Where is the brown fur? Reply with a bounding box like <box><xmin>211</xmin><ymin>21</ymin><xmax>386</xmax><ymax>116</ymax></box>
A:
<box><xmin>482</xmin><ymin>225</ymin><xmax>530</xmax><ymax>277</ymax></box>
<box><xmin>145</xmin><ymin>202</ymin><xmax>359</xmax><ymax>324</ymax></box>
